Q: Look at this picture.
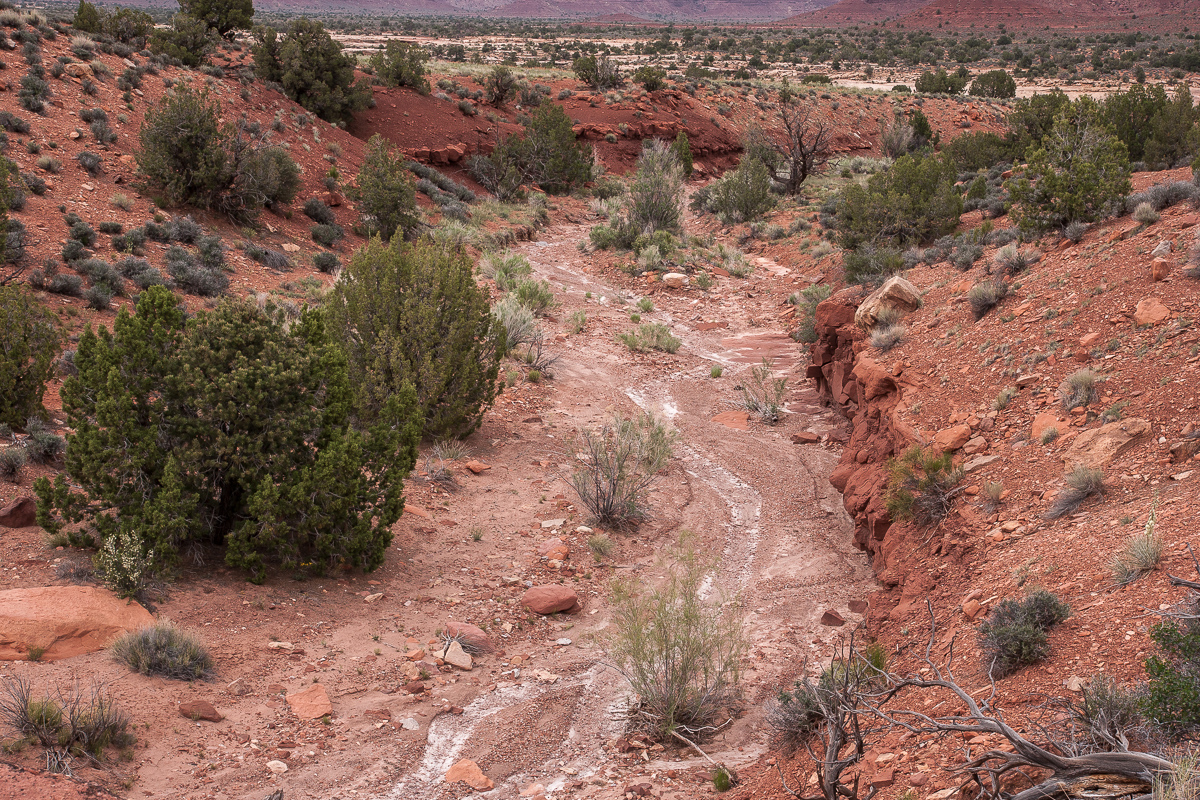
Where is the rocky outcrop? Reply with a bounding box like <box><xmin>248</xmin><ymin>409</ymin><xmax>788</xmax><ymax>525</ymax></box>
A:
<box><xmin>809</xmin><ymin>290</ymin><xmax>919</xmax><ymax>573</ymax></box>
<box><xmin>0</xmin><ymin>586</ymin><xmax>154</xmax><ymax>661</ymax></box>
<box><xmin>854</xmin><ymin>276</ymin><xmax>922</xmax><ymax>330</ymax></box>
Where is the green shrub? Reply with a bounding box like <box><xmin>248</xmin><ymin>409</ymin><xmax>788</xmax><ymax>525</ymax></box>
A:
<box><xmin>35</xmin><ymin>286</ymin><xmax>420</xmax><ymax>583</ymax></box>
<box><xmin>969</xmin><ymin>69</ymin><xmax>1016</xmax><ymax>99</ymax></box>
<box><xmin>843</xmin><ymin>245</ymin><xmax>904</xmax><ymax>286</ymax></box>
<box><xmin>1061</xmin><ymin>368</ymin><xmax>1099</xmax><ymax>411</ymax></box>
<box><xmin>469</xmin><ymin>104</ymin><xmax>591</xmax><ymax>199</ymax></box>
<box><xmin>739</xmin><ymin>357</ymin><xmax>787</xmax><ymax>423</ymax></box>
<box><xmin>610</xmin><ymin>535</ymin><xmax>743</xmax><ymax>738</ymax></box>
<box><xmin>325</xmin><ymin>238</ymin><xmax>501</xmax><ymax>439</ymax></box>
<box><xmin>670</xmin><ymin>131</ymin><xmax>693</xmax><ymax>178</ymax></box>
<box><xmin>149</xmin><ymin>13</ymin><xmax>215</xmax><ymax>68</ymax></box>
<box><xmin>353</xmin><ymin>134</ymin><xmax>419</xmax><ymax>241</ymax></box>
<box><xmin>1008</xmin><ymin>97</ymin><xmax>1131</xmax><ymax>235</ymax></box>
<box><xmin>943</xmin><ymin>131</ymin><xmax>1012</xmax><ymax>172</ymax></box>
<box><xmin>914</xmin><ymin>67</ymin><xmax>967</xmax><ymax>95</ymax></box>
<box><xmin>968</xmin><ymin>279</ymin><xmax>1009</xmax><ymax>320</ymax></box>
<box><xmin>313</xmin><ymin>251</ymin><xmax>340</xmax><ymax>273</ymax></box>
<box><xmin>572</xmin><ymin>54</ymin><xmax>622</xmax><ymax>90</ymax></box>
<box><xmin>567</xmin><ymin>412</ymin><xmax>675</xmax><ymax>525</ymax></box>
<box><xmin>707</xmin><ymin>158</ymin><xmax>776</xmax><ymax>224</ymax></box>
<box><xmin>109</xmin><ymin>622</ymin><xmax>213</xmax><ymax>680</ymax></box>
<box><xmin>618</xmin><ymin>323</ymin><xmax>681</xmax><ymax>354</ymax></box>
<box><xmin>0</xmin><ymin>285</ymin><xmax>60</xmax><ymax>429</ymax></box>
<box><xmin>632</xmin><ymin>65</ymin><xmax>667</xmax><ymax>92</ymax></box>
<box><xmin>627</xmin><ymin>139</ymin><xmax>684</xmax><ymax>235</ymax></box>
<box><xmin>884</xmin><ymin>445</ymin><xmax>964</xmax><ymax>526</ymax></box>
<box><xmin>791</xmin><ymin>283</ymin><xmax>831</xmax><ymax>343</ymax></box>
<box><xmin>836</xmin><ymin>152</ymin><xmax>962</xmax><ymax>250</ymax></box>
<box><xmin>0</xmin><ymin>676</ymin><xmax>134</xmax><ymax>761</ymax></box>
<box><xmin>978</xmin><ymin>590</ymin><xmax>1069</xmax><ymax>677</ymax></box>
<box><xmin>310</xmin><ymin>223</ymin><xmax>343</xmax><ymax>247</ymax></box>
<box><xmin>1145</xmin><ymin>611</ymin><xmax>1200</xmax><ymax>733</ymax></box>
<box><xmin>368</xmin><ymin>39</ymin><xmax>429</xmax><ymax>94</ymax></box>
<box><xmin>1132</xmin><ymin>202</ymin><xmax>1160</xmax><ymax>224</ymax></box>
<box><xmin>0</xmin><ymin>446</ymin><xmax>26</xmax><ymax>480</ymax></box>
<box><xmin>511</xmin><ymin>278</ymin><xmax>556</xmax><ymax>316</ymax></box>
<box><xmin>1045</xmin><ymin>465</ymin><xmax>1105</xmax><ymax>519</ymax></box>
<box><xmin>483</xmin><ymin>64</ymin><xmax>516</xmax><ymax>106</ymax></box>
<box><xmin>178</xmin><ymin>0</ymin><xmax>252</xmax><ymax>39</ymax></box>
<box><xmin>252</xmin><ymin>19</ymin><xmax>371</xmax><ymax>125</ymax></box>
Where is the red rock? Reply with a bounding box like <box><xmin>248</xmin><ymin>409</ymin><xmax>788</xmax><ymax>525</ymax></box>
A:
<box><xmin>791</xmin><ymin>431</ymin><xmax>820</xmax><ymax>444</ymax></box>
<box><xmin>820</xmin><ymin>609</ymin><xmax>845</xmax><ymax>626</ymax></box>
<box><xmin>933</xmin><ymin>424</ymin><xmax>972</xmax><ymax>452</ymax></box>
<box><xmin>403</xmin><ymin>681</ymin><xmax>426</xmax><ymax>694</ymax></box>
<box><xmin>871</xmin><ymin>768</ymin><xmax>894</xmax><ymax>788</ymax></box>
<box><xmin>521</xmin><ymin>585</ymin><xmax>580</xmax><ymax>615</ymax></box>
<box><xmin>908</xmin><ymin>772</ymin><xmax>930</xmax><ymax>787</ymax></box>
<box><xmin>403</xmin><ymin>505</ymin><xmax>431</xmax><ymax>519</ymax></box>
<box><xmin>446</xmin><ymin>758</ymin><xmax>493</xmax><ymax>790</ymax></box>
<box><xmin>848</xmin><ymin>599</ymin><xmax>869</xmax><ymax>614</ymax></box>
<box><xmin>1151</xmin><ymin>258</ymin><xmax>1171</xmax><ymax>282</ymax></box>
<box><xmin>1031</xmin><ymin>413</ymin><xmax>1063</xmax><ymax>441</ymax></box>
<box><xmin>0</xmin><ymin>496</ymin><xmax>36</xmax><ymax>528</ymax></box>
<box><xmin>179</xmin><ymin>700</ymin><xmax>222</xmax><ymax>722</ymax></box>
<box><xmin>0</xmin><ymin>586</ymin><xmax>154</xmax><ymax>661</ymax></box>
<box><xmin>962</xmin><ymin>600</ymin><xmax>983</xmax><ymax>621</ymax></box>
<box><xmin>464</xmin><ymin>460</ymin><xmax>491</xmax><ymax>474</ymax></box>
<box><xmin>1133</xmin><ymin>297</ymin><xmax>1171</xmax><ymax>326</ymax></box>
<box><xmin>285</xmin><ymin>683</ymin><xmax>332</xmax><ymax>720</ymax></box>
<box><xmin>444</xmin><ymin>621</ymin><xmax>493</xmax><ymax>652</ymax></box>
<box><xmin>536</xmin><ymin>537</ymin><xmax>565</xmax><ymax>557</ymax></box>
<box><xmin>815</xmin><ymin>297</ymin><xmax>856</xmax><ymax>330</ymax></box>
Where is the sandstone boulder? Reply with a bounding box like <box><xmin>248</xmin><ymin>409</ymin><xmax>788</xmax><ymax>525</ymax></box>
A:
<box><xmin>662</xmin><ymin>273</ymin><xmax>688</xmax><ymax>289</ymax></box>
<box><xmin>441</xmin><ymin>640</ymin><xmax>473</xmax><ymax>670</ymax></box>
<box><xmin>854</xmin><ymin>276</ymin><xmax>921</xmax><ymax>330</ymax></box>
<box><xmin>933</xmin><ymin>424</ymin><xmax>972</xmax><ymax>452</ymax></box>
<box><xmin>445</xmin><ymin>621</ymin><xmax>493</xmax><ymax>653</ymax></box>
<box><xmin>1151</xmin><ymin>258</ymin><xmax>1171</xmax><ymax>282</ymax></box>
<box><xmin>0</xmin><ymin>586</ymin><xmax>153</xmax><ymax>661</ymax></box>
<box><xmin>64</xmin><ymin>62</ymin><xmax>94</xmax><ymax>79</ymax></box>
<box><xmin>179</xmin><ymin>700</ymin><xmax>222</xmax><ymax>722</ymax></box>
<box><xmin>286</xmin><ymin>683</ymin><xmax>332</xmax><ymax>720</ymax></box>
<box><xmin>446</xmin><ymin>759</ymin><xmax>493</xmax><ymax>790</ymax></box>
<box><xmin>1133</xmin><ymin>298</ymin><xmax>1171</xmax><ymax>327</ymax></box>
<box><xmin>521</xmin><ymin>585</ymin><xmax>580</xmax><ymax>615</ymax></box>
<box><xmin>815</xmin><ymin>296</ymin><xmax>856</xmax><ymax>330</ymax></box>
<box><xmin>1062</xmin><ymin>418</ymin><xmax>1151</xmax><ymax>469</ymax></box>
<box><xmin>0</xmin><ymin>496</ymin><xmax>36</xmax><ymax>528</ymax></box>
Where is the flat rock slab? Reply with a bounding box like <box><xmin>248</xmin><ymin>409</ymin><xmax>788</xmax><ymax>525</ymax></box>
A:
<box><xmin>286</xmin><ymin>683</ymin><xmax>332</xmax><ymax>720</ymax></box>
<box><xmin>0</xmin><ymin>586</ymin><xmax>154</xmax><ymax>661</ymax></box>
<box><xmin>712</xmin><ymin>410</ymin><xmax>750</xmax><ymax>431</ymax></box>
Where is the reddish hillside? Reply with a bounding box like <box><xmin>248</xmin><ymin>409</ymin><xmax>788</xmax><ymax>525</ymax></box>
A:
<box><xmin>776</xmin><ymin>0</ymin><xmax>929</xmax><ymax>26</ymax></box>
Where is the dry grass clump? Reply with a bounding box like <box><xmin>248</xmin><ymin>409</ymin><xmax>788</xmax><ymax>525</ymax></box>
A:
<box><xmin>1045</xmin><ymin>465</ymin><xmax>1105</xmax><ymax>519</ymax></box>
<box><xmin>109</xmin><ymin>622</ymin><xmax>213</xmax><ymax>681</ymax></box>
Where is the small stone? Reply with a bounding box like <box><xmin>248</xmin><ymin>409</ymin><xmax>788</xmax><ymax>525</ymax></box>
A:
<box><xmin>1065</xmin><ymin>675</ymin><xmax>1086</xmax><ymax>692</ymax></box>
<box><xmin>820</xmin><ymin>609</ymin><xmax>845</xmax><ymax>626</ymax></box>
<box><xmin>848</xmin><ymin>599</ymin><xmax>869</xmax><ymax>614</ymax></box>
<box><xmin>662</xmin><ymin>272</ymin><xmax>688</xmax><ymax>289</ymax></box>
<box><xmin>226</xmin><ymin>677</ymin><xmax>250</xmax><ymax>696</ymax></box>
<box><xmin>791</xmin><ymin>431</ymin><xmax>820</xmax><ymax>444</ymax></box>
<box><xmin>934</xmin><ymin>425</ymin><xmax>972</xmax><ymax>452</ymax></box>
<box><xmin>442</xmin><ymin>640</ymin><xmax>473</xmax><ymax>670</ymax></box>
<box><xmin>1134</xmin><ymin>297</ymin><xmax>1171</xmax><ymax>327</ymax></box>
<box><xmin>555</xmin><ymin>638</ymin><xmax>572</xmax><ymax>646</ymax></box>
<box><xmin>522</xmin><ymin>585</ymin><xmax>580</xmax><ymax>615</ymax></box>
<box><xmin>400</xmin><ymin>717</ymin><xmax>420</xmax><ymax>731</ymax></box>
<box><xmin>540</xmin><ymin>518</ymin><xmax>566</xmax><ymax>529</ymax></box>
<box><xmin>520</xmin><ymin>783</ymin><xmax>546</xmax><ymax>797</ymax></box>
<box><xmin>870</xmin><ymin>768</ymin><xmax>894</xmax><ymax>788</ymax></box>
<box><xmin>179</xmin><ymin>700</ymin><xmax>222</xmax><ymax>722</ymax></box>
<box><xmin>575</xmin><ymin>526</ymin><xmax>592</xmax><ymax>534</ymax></box>
<box><xmin>0</xmin><ymin>496</ymin><xmax>37</xmax><ymax>528</ymax></box>
<box><xmin>364</xmin><ymin>593</ymin><xmax>383</xmax><ymax>603</ymax></box>
<box><xmin>464</xmin><ymin>460</ymin><xmax>491</xmax><ymax>474</ymax></box>
<box><xmin>962</xmin><ymin>600</ymin><xmax>983</xmax><ymax>620</ymax></box>
<box><xmin>267</xmin><ymin>641</ymin><xmax>293</xmax><ymax>650</ymax></box>
<box><xmin>282</xmin><ymin>243</ymin><xmax>301</xmax><ymax>253</ymax></box>
<box><xmin>1151</xmin><ymin>258</ymin><xmax>1171</xmax><ymax>282</ymax></box>
<box><xmin>266</xmin><ymin>760</ymin><xmax>288</xmax><ymax>774</ymax></box>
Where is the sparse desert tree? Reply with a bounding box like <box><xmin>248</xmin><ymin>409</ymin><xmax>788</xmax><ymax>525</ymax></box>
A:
<box><xmin>567</xmin><ymin>412</ymin><xmax>675</xmax><ymax>525</ymax></box>
<box><xmin>610</xmin><ymin>535</ymin><xmax>744</xmax><ymax>739</ymax></box>
<box><xmin>768</xmin><ymin>99</ymin><xmax>833</xmax><ymax>195</ymax></box>
<box><xmin>0</xmin><ymin>284</ymin><xmax>61</xmax><ymax>429</ymax></box>
<box><xmin>471</xmin><ymin>104</ymin><xmax>593</xmax><ymax>197</ymax></box>
<box><xmin>1008</xmin><ymin>97</ymin><xmax>1131</xmax><ymax>235</ymax></box>
<box><xmin>252</xmin><ymin>19</ymin><xmax>371</xmax><ymax>125</ymax></box>
<box><xmin>178</xmin><ymin>0</ymin><xmax>253</xmax><ymax>40</ymax></box>
<box><xmin>35</xmin><ymin>286</ymin><xmax>420</xmax><ymax>584</ymax></box>
<box><xmin>707</xmin><ymin>157</ymin><xmax>775</xmax><ymax>224</ymax></box>
<box><xmin>148</xmin><ymin>14</ymin><xmax>215</xmax><ymax>68</ymax></box>
<box><xmin>628</xmin><ymin>138</ymin><xmax>684</xmax><ymax>235</ymax></box>
<box><xmin>353</xmin><ymin>134</ymin><xmax>419</xmax><ymax>241</ymax></box>
<box><xmin>483</xmin><ymin>65</ymin><xmax>517</xmax><ymax>107</ymax></box>
<box><xmin>324</xmin><ymin>238</ymin><xmax>501</xmax><ymax>439</ymax></box>
<box><xmin>72</xmin><ymin>0</ymin><xmax>103</xmax><ymax>33</ymax></box>
<box><xmin>969</xmin><ymin>69</ymin><xmax>1017</xmax><ymax>99</ymax></box>
<box><xmin>836</xmin><ymin>152</ymin><xmax>962</xmax><ymax>249</ymax></box>
<box><xmin>572</xmin><ymin>53</ymin><xmax>622</xmax><ymax>90</ymax></box>
<box><xmin>368</xmin><ymin>40</ymin><xmax>430</xmax><ymax>95</ymax></box>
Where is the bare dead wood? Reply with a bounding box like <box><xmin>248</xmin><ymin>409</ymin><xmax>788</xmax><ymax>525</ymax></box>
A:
<box><xmin>669</xmin><ymin>729</ymin><xmax>738</xmax><ymax>786</ymax></box>
<box><xmin>860</xmin><ymin>602</ymin><xmax>1174</xmax><ymax>800</ymax></box>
